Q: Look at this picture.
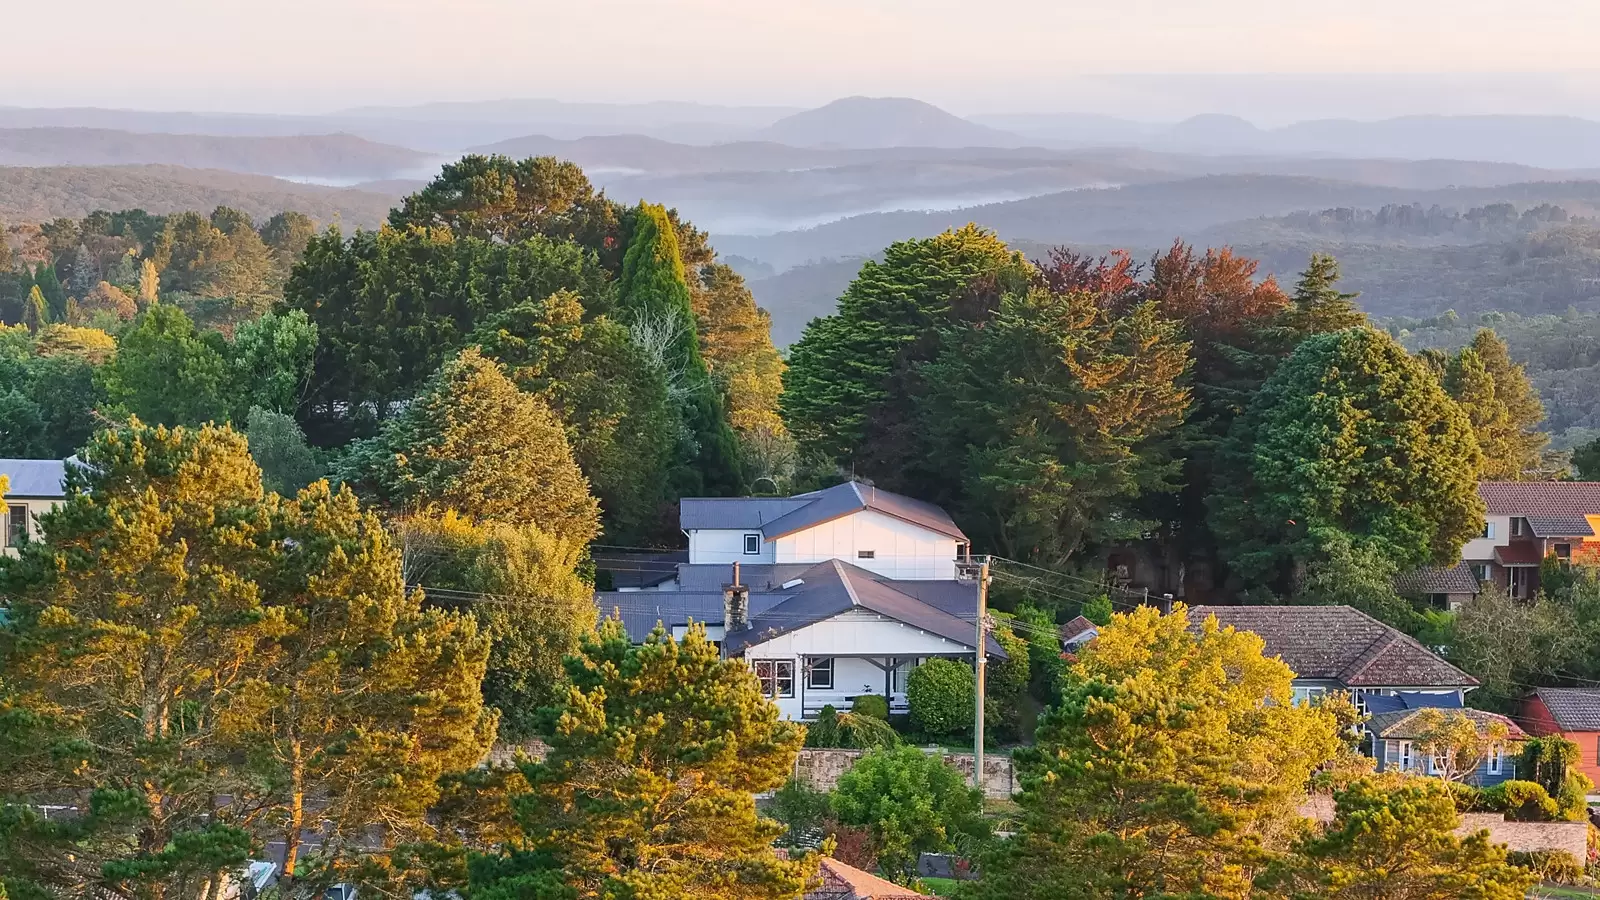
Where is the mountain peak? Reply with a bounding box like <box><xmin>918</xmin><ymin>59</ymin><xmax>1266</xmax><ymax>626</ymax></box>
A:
<box><xmin>760</xmin><ymin>96</ymin><xmax>1022</xmax><ymax>149</ymax></box>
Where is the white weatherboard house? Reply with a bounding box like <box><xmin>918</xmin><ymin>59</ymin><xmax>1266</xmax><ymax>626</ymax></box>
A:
<box><xmin>0</xmin><ymin>459</ymin><xmax>67</xmax><ymax>557</ymax></box>
<box><xmin>595</xmin><ymin>481</ymin><xmax>1003</xmax><ymax>721</ymax></box>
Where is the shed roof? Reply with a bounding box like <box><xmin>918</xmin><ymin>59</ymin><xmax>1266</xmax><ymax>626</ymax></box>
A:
<box><xmin>1189</xmin><ymin>605</ymin><xmax>1477</xmax><ymax>689</ymax></box>
<box><xmin>0</xmin><ymin>459</ymin><xmax>67</xmax><ymax>498</ymax></box>
<box><xmin>1533</xmin><ymin>688</ymin><xmax>1600</xmax><ymax>732</ymax></box>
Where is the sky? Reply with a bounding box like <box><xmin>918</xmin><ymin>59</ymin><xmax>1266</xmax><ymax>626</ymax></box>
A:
<box><xmin>8</xmin><ymin>0</ymin><xmax>1600</xmax><ymax>121</ymax></box>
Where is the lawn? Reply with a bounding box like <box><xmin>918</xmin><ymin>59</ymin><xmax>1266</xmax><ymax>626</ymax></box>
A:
<box><xmin>921</xmin><ymin>876</ymin><xmax>960</xmax><ymax>897</ymax></box>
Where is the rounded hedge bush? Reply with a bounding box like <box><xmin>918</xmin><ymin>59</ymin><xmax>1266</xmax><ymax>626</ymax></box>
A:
<box><xmin>851</xmin><ymin>694</ymin><xmax>889</xmax><ymax>720</ymax></box>
<box><xmin>1482</xmin><ymin>779</ymin><xmax>1558</xmax><ymax>821</ymax></box>
<box><xmin>906</xmin><ymin>659</ymin><xmax>975</xmax><ymax>737</ymax></box>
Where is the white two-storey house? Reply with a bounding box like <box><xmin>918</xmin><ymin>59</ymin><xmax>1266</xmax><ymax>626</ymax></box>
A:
<box><xmin>594</xmin><ymin>481</ymin><xmax>1003</xmax><ymax>721</ymax></box>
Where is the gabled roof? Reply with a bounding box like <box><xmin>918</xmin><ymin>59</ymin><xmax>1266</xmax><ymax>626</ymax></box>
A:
<box><xmin>1479</xmin><ymin>482</ymin><xmax>1600</xmax><ymax>518</ymax></box>
<box><xmin>717</xmin><ymin>559</ymin><xmax>1003</xmax><ymax>658</ymax></box>
<box><xmin>1190</xmin><ymin>605</ymin><xmax>1478</xmax><ymax>689</ymax></box>
<box><xmin>0</xmin><ymin>459</ymin><xmax>67</xmax><ymax>498</ymax></box>
<box><xmin>1394</xmin><ymin>562</ymin><xmax>1481</xmax><ymax>597</ymax></box>
<box><xmin>810</xmin><ymin>858</ymin><xmax>933</xmax><ymax>900</ymax></box>
<box><xmin>1060</xmin><ymin>615</ymin><xmax>1098</xmax><ymax>643</ymax></box>
<box><xmin>1367</xmin><ymin>707</ymin><xmax>1525</xmax><ymax>741</ymax></box>
<box><xmin>679</xmin><ymin>481</ymin><xmax>968</xmax><ymax>542</ymax></box>
<box><xmin>1533</xmin><ymin>688</ymin><xmax>1600</xmax><ymax>732</ymax></box>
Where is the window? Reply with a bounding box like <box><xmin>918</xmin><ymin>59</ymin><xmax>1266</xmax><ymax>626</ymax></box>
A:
<box><xmin>1488</xmin><ymin>745</ymin><xmax>1503</xmax><ymax>776</ymax></box>
<box><xmin>5</xmin><ymin>504</ymin><xmax>26</xmax><ymax>547</ymax></box>
<box><xmin>743</xmin><ymin>533</ymin><xmax>760</xmax><ymax>555</ymax></box>
<box><xmin>1352</xmin><ymin>691</ymin><xmax>1371</xmax><ymax>716</ymax></box>
<box><xmin>1290</xmin><ymin>685</ymin><xmax>1327</xmax><ymax>707</ymax></box>
<box><xmin>1428</xmin><ymin>750</ymin><xmax>1448</xmax><ymax>776</ymax></box>
<box><xmin>1399</xmin><ymin>741</ymin><xmax>1413</xmax><ymax>771</ymax></box>
<box><xmin>806</xmin><ymin>657</ymin><xmax>834</xmax><ymax>690</ymax></box>
<box><xmin>752</xmin><ymin>660</ymin><xmax>794</xmax><ymax>698</ymax></box>
<box><xmin>1471</xmin><ymin>563</ymin><xmax>1491</xmax><ymax>583</ymax></box>
<box><xmin>1482</xmin><ymin>521</ymin><xmax>1497</xmax><ymax>540</ymax></box>
<box><xmin>1513</xmin><ymin>517</ymin><xmax>1525</xmax><ymax>537</ymax></box>
<box><xmin>857</xmin><ymin>550</ymin><xmax>876</xmax><ymax>560</ymax></box>
<box><xmin>1555</xmin><ymin>543</ymin><xmax>1573</xmax><ymax>560</ymax></box>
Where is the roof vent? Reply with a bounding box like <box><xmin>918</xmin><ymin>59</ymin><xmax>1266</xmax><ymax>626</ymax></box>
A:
<box><xmin>780</xmin><ymin>578</ymin><xmax>805</xmax><ymax>590</ymax></box>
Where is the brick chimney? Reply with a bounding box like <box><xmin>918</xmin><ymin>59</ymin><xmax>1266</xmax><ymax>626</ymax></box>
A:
<box><xmin>723</xmin><ymin>561</ymin><xmax>750</xmax><ymax>632</ymax></box>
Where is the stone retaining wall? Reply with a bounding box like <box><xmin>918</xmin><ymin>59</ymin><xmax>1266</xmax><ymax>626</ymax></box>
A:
<box><xmin>1299</xmin><ymin>795</ymin><xmax>1587</xmax><ymax>860</ymax></box>
<box><xmin>793</xmin><ymin>748</ymin><xmax>1015</xmax><ymax>799</ymax></box>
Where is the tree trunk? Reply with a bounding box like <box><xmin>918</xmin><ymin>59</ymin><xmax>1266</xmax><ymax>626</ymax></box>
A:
<box><xmin>283</xmin><ymin>739</ymin><xmax>305</xmax><ymax>879</ymax></box>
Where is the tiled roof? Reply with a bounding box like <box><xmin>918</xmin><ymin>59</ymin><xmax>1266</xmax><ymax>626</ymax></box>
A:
<box><xmin>1533</xmin><ymin>688</ymin><xmax>1600</xmax><ymax>731</ymax></box>
<box><xmin>680</xmin><ymin>481</ymin><xmax>968</xmax><ymax>542</ymax></box>
<box><xmin>1394</xmin><ymin>562</ymin><xmax>1481</xmax><ymax>596</ymax></box>
<box><xmin>1526</xmin><ymin>516</ymin><xmax>1596</xmax><ymax>538</ymax></box>
<box><xmin>1367</xmin><ymin>707</ymin><xmax>1526</xmax><ymax>741</ymax></box>
<box><xmin>810</xmin><ymin>859</ymin><xmax>933</xmax><ymax>900</ymax></box>
<box><xmin>0</xmin><ymin>459</ymin><xmax>67</xmax><ymax>498</ymax></box>
<box><xmin>1479</xmin><ymin>482</ymin><xmax>1600</xmax><ymax>517</ymax></box>
<box><xmin>1060</xmin><ymin>615</ymin><xmax>1098</xmax><ymax>643</ymax></box>
<box><xmin>1495</xmin><ymin>543</ymin><xmax>1545</xmax><ymax>566</ymax></box>
<box><xmin>1190</xmin><ymin>605</ymin><xmax>1478</xmax><ymax>689</ymax></box>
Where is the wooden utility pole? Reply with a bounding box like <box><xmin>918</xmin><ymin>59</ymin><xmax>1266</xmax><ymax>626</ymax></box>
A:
<box><xmin>974</xmin><ymin>557</ymin><xmax>989</xmax><ymax>790</ymax></box>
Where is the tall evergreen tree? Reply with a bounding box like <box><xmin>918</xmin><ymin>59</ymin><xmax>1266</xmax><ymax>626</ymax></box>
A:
<box><xmin>21</xmin><ymin>285</ymin><xmax>47</xmax><ymax>333</ymax></box>
<box><xmin>1212</xmin><ymin>327</ymin><xmax>1483</xmax><ymax>592</ymax></box>
<box><xmin>1466</xmin><ymin>328</ymin><xmax>1548</xmax><ymax>479</ymax></box>
<box><xmin>1444</xmin><ymin>347</ymin><xmax>1516</xmax><ymax>479</ymax></box>
<box><xmin>619</xmin><ymin>203</ymin><xmax>743</xmax><ymax>496</ymax></box>
<box><xmin>100</xmin><ymin>303</ymin><xmax>230</xmax><ymax>426</ymax></box>
<box><xmin>32</xmin><ymin>265</ymin><xmax>66</xmax><ymax>321</ymax></box>
<box><xmin>338</xmin><ymin>348</ymin><xmax>601</xmax><ymax>544</ymax></box>
<box><xmin>1281</xmin><ymin>253</ymin><xmax>1365</xmax><ymax>337</ymax></box>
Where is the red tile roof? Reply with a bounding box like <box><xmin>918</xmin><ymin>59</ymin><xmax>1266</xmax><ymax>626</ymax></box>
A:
<box><xmin>1479</xmin><ymin>482</ymin><xmax>1600</xmax><ymax>517</ymax></box>
<box><xmin>810</xmin><ymin>859</ymin><xmax>933</xmax><ymax>900</ymax></box>
<box><xmin>1060</xmin><ymin>615</ymin><xmax>1098</xmax><ymax>643</ymax></box>
<box><xmin>1495</xmin><ymin>543</ymin><xmax>1546</xmax><ymax>566</ymax></box>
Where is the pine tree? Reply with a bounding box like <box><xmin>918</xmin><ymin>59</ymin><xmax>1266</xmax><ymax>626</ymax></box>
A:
<box><xmin>1467</xmin><ymin>329</ymin><xmax>1548</xmax><ymax>479</ymax></box>
<box><xmin>138</xmin><ymin>257</ymin><xmax>160</xmax><ymax>307</ymax></box>
<box><xmin>21</xmin><ymin>285</ymin><xmax>47</xmax><ymax>333</ymax></box>
<box><xmin>1281</xmin><ymin>253</ymin><xmax>1365</xmax><ymax>337</ymax></box>
<box><xmin>32</xmin><ymin>264</ymin><xmax>66</xmax><ymax>321</ymax></box>
<box><xmin>63</xmin><ymin>243</ymin><xmax>99</xmax><ymax>298</ymax></box>
<box><xmin>337</xmin><ymin>347</ymin><xmax>601</xmax><ymax>543</ymax></box>
<box><xmin>469</xmin><ymin>621</ymin><xmax>812</xmax><ymax>900</ymax></box>
<box><xmin>618</xmin><ymin>203</ymin><xmax>744</xmax><ymax>496</ymax></box>
<box><xmin>1445</xmin><ymin>347</ymin><xmax>1517</xmax><ymax>479</ymax></box>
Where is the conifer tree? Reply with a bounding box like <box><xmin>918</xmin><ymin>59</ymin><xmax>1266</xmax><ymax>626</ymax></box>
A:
<box><xmin>338</xmin><ymin>347</ymin><xmax>601</xmax><ymax>543</ymax></box>
<box><xmin>1445</xmin><ymin>347</ymin><xmax>1516</xmax><ymax>479</ymax></box>
<box><xmin>32</xmin><ymin>264</ymin><xmax>66</xmax><ymax>321</ymax></box>
<box><xmin>1466</xmin><ymin>328</ymin><xmax>1548</xmax><ymax>479</ymax></box>
<box><xmin>138</xmin><ymin>257</ymin><xmax>161</xmax><ymax>307</ymax></box>
<box><xmin>100</xmin><ymin>303</ymin><xmax>230</xmax><ymax>426</ymax></box>
<box><xmin>21</xmin><ymin>285</ymin><xmax>47</xmax><ymax>333</ymax></box>
<box><xmin>469</xmin><ymin>621</ymin><xmax>812</xmax><ymax>900</ymax></box>
<box><xmin>1282</xmin><ymin>253</ymin><xmax>1365</xmax><ymax>337</ymax></box>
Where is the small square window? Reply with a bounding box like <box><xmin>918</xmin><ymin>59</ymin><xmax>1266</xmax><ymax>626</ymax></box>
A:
<box><xmin>1482</xmin><ymin>521</ymin><xmax>1496</xmax><ymax>540</ymax></box>
<box><xmin>807</xmin><ymin>657</ymin><xmax>834</xmax><ymax>690</ymax></box>
<box><xmin>743</xmin><ymin>534</ymin><xmax>760</xmax><ymax>555</ymax></box>
<box><xmin>1555</xmin><ymin>543</ymin><xmax>1572</xmax><ymax>560</ymax></box>
<box><xmin>1471</xmin><ymin>564</ymin><xmax>1490</xmax><ymax>583</ymax></box>
<box><xmin>857</xmin><ymin>550</ymin><xmax>875</xmax><ymax>559</ymax></box>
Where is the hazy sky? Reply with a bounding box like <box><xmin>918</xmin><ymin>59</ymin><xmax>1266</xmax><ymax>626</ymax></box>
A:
<box><xmin>8</xmin><ymin>0</ymin><xmax>1600</xmax><ymax>120</ymax></box>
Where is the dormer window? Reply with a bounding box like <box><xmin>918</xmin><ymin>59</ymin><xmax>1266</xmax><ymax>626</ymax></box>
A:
<box><xmin>743</xmin><ymin>534</ymin><xmax>760</xmax><ymax>555</ymax></box>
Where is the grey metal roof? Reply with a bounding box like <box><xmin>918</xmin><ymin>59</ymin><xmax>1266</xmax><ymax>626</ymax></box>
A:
<box><xmin>721</xmin><ymin>559</ymin><xmax>1002</xmax><ymax>658</ymax></box>
<box><xmin>1394</xmin><ymin>563</ymin><xmax>1482</xmax><ymax>597</ymax></box>
<box><xmin>678</xmin><ymin>497</ymin><xmax>812</xmax><ymax>531</ymax></box>
<box><xmin>594</xmin><ymin>591</ymin><xmax>793</xmax><ymax>644</ymax></box>
<box><xmin>0</xmin><ymin>459</ymin><xmax>67</xmax><ymax>498</ymax></box>
<box><xmin>674</xmin><ymin>563</ymin><xmax>817</xmax><ymax>593</ymax></box>
<box><xmin>678</xmin><ymin>481</ymin><xmax>968</xmax><ymax>543</ymax></box>
<box><xmin>1534</xmin><ymin>688</ymin><xmax>1600</xmax><ymax>731</ymax></box>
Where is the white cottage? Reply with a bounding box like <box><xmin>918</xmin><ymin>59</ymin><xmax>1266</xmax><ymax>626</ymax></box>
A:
<box><xmin>594</xmin><ymin>481</ymin><xmax>1002</xmax><ymax>721</ymax></box>
<box><xmin>0</xmin><ymin>458</ymin><xmax>67</xmax><ymax>556</ymax></box>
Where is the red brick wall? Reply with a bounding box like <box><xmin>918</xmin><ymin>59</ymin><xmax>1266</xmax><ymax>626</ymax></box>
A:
<box><xmin>1520</xmin><ymin>697</ymin><xmax>1600</xmax><ymax>787</ymax></box>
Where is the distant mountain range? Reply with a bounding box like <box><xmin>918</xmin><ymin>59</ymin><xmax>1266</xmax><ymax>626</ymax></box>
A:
<box><xmin>0</xmin><ymin>128</ymin><xmax>434</xmax><ymax>179</ymax></box>
<box><xmin>754</xmin><ymin>97</ymin><xmax>1021</xmax><ymax>149</ymax></box>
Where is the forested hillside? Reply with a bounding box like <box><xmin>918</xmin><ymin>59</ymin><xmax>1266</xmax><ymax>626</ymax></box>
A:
<box><xmin>0</xmin><ymin>128</ymin><xmax>432</xmax><ymax>177</ymax></box>
<box><xmin>0</xmin><ymin>165</ymin><xmax>397</xmax><ymax>224</ymax></box>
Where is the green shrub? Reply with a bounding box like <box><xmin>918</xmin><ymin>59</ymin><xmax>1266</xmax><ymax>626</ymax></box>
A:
<box><xmin>807</xmin><ymin>705</ymin><xmax>842</xmax><ymax>748</ymax></box>
<box><xmin>1446</xmin><ymin>781</ymin><xmax>1485</xmax><ymax>812</ymax></box>
<box><xmin>1081</xmin><ymin>594</ymin><xmax>1114</xmax><ymax>626</ymax></box>
<box><xmin>1015</xmin><ymin>603</ymin><xmax>1065</xmax><ymax>706</ymax></box>
<box><xmin>769</xmin><ymin>777</ymin><xmax>833</xmax><ymax>846</ymax></box>
<box><xmin>851</xmin><ymin>694</ymin><xmax>889</xmax><ymax>721</ymax></box>
<box><xmin>985</xmin><ymin>617</ymin><xmax>1031</xmax><ymax>741</ymax></box>
<box><xmin>1483</xmin><ymin>779</ymin><xmax>1559</xmax><ymax>821</ymax></box>
<box><xmin>832</xmin><ymin>746</ymin><xmax>989</xmax><ymax>882</ymax></box>
<box><xmin>906</xmin><ymin>659</ymin><xmax>975</xmax><ymax>737</ymax></box>
<box><xmin>1556</xmin><ymin>770</ymin><xmax>1593</xmax><ymax>821</ymax></box>
<box><xmin>1507</xmin><ymin>849</ymin><xmax>1585</xmax><ymax>884</ymax></box>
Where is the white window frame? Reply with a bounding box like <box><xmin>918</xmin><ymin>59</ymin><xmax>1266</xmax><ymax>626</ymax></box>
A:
<box><xmin>1488</xmin><ymin>745</ymin><xmax>1503</xmax><ymax>776</ymax></box>
<box><xmin>1399</xmin><ymin>741</ymin><xmax>1413</xmax><ymax>771</ymax></box>
<box><xmin>1512</xmin><ymin>517</ymin><xmax>1525</xmax><ymax>537</ymax></box>
<box><xmin>752</xmin><ymin>659</ymin><xmax>794</xmax><ymax>698</ymax></box>
<box><xmin>1290</xmin><ymin>685</ymin><xmax>1327</xmax><ymax>707</ymax></box>
<box><xmin>743</xmin><ymin>533</ymin><xmax>761</xmax><ymax>555</ymax></box>
<box><xmin>1483</xmin><ymin>521</ymin><xmax>1497</xmax><ymax>540</ymax></box>
<box><xmin>1351</xmin><ymin>690</ymin><xmax>1370</xmax><ymax>717</ymax></box>
<box><xmin>1471</xmin><ymin>563</ymin><xmax>1490</xmax><ymax>583</ymax></box>
<box><xmin>806</xmin><ymin>657</ymin><xmax>834</xmax><ymax>690</ymax></box>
